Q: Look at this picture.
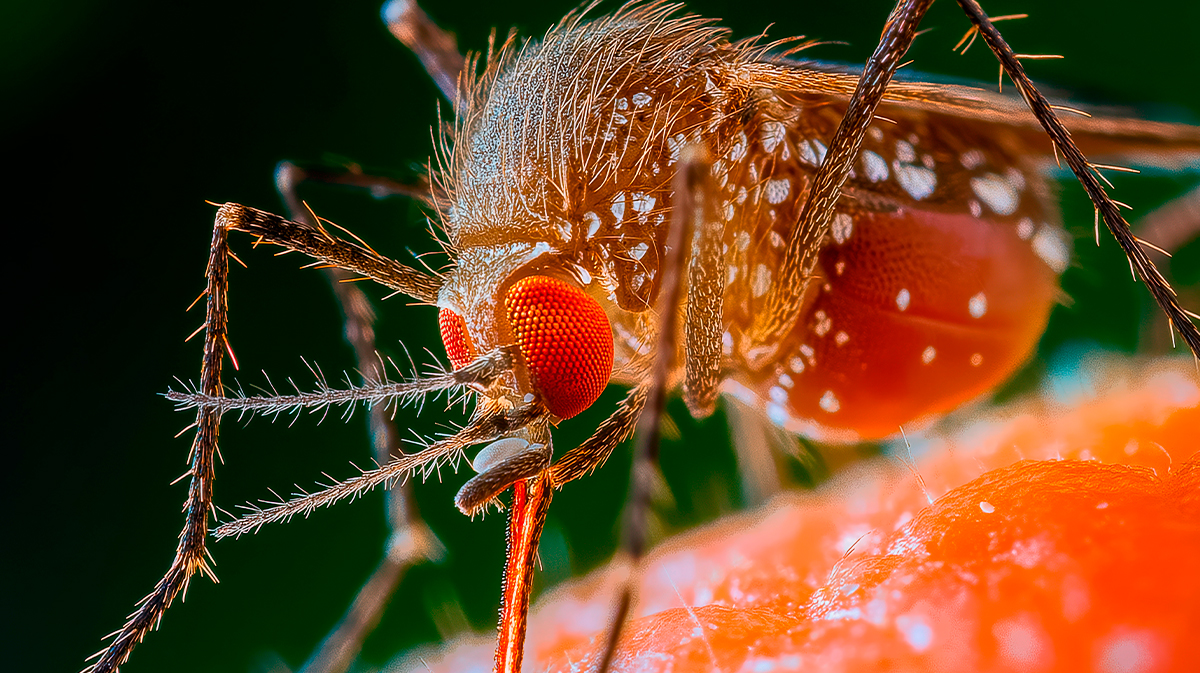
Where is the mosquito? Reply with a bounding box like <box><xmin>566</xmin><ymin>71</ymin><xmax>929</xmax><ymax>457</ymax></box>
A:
<box><xmin>84</xmin><ymin>1</ymin><xmax>1199</xmax><ymax>672</ymax></box>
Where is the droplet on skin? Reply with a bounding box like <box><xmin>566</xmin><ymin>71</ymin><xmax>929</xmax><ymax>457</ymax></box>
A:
<box><xmin>896</xmin><ymin>614</ymin><xmax>933</xmax><ymax>652</ymax></box>
<box><xmin>835</xmin><ymin>331</ymin><xmax>849</xmax><ymax>346</ymax></box>
<box><xmin>896</xmin><ymin>288</ymin><xmax>911</xmax><ymax>312</ymax></box>
<box><xmin>1097</xmin><ymin>631</ymin><xmax>1161</xmax><ymax>673</ymax></box>
<box><xmin>922</xmin><ymin>346</ymin><xmax>937</xmax><ymax>364</ymax></box>
<box><xmin>992</xmin><ymin>615</ymin><xmax>1050</xmax><ymax>669</ymax></box>
<box><xmin>980</xmin><ymin>501</ymin><xmax>995</xmax><ymax>514</ymax></box>
<box><xmin>971</xmin><ymin>353</ymin><xmax>984</xmax><ymax>367</ymax></box>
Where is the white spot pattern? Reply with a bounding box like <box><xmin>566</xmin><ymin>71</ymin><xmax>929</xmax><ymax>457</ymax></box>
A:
<box><xmin>896</xmin><ymin>288</ymin><xmax>911</xmax><ymax>312</ymax></box>
<box><xmin>862</xmin><ymin>150</ymin><xmax>888</xmax><ymax>182</ymax></box>
<box><xmin>960</xmin><ymin>149</ymin><xmax>985</xmax><ymax>169</ymax></box>
<box><xmin>969</xmin><ymin>292</ymin><xmax>988</xmax><ymax>319</ymax></box>
<box><xmin>970</xmin><ymin>173</ymin><xmax>1019</xmax><ymax>215</ymax></box>
<box><xmin>819</xmin><ymin>390</ymin><xmax>841</xmax><ymax>413</ymax></box>
<box><xmin>896</xmin><ymin>164</ymin><xmax>937</xmax><ymax>200</ymax></box>
<box><xmin>583</xmin><ymin>211</ymin><xmax>601</xmax><ymax>238</ymax></box>
<box><xmin>765</xmin><ymin>178</ymin><xmax>791</xmax><ymax>204</ymax></box>
<box><xmin>922</xmin><ymin>346</ymin><xmax>937</xmax><ymax>364</ymax></box>
<box><xmin>611</xmin><ymin>194</ymin><xmax>626</xmax><ymax>221</ymax></box>
<box><xmin>1032</xmin><ymin>226</ymin><xmax>1070</xmax><ymax>273</ymax></box>
<box><xmin>753</xmin><ymin>264</ymin><xmax>771</xmax><ymax>298</ymax></box>
<box><xmin>1016</xmin><ymin>217</ymin><xmax>1034</xmax><ymax>240</ymax></box>
<box><xmin>761</xmin><ymin>121</ymin><xmax>785</xmax><ymax>152</ymax></box>
<box><xmin>631</xmin><ymin>192</ymin><xmax>656</xmax><ymax>213</ymax></box>
<box><xmin>831</xmin><ymin>213</ymin><xmax>853</xmax><ymax>244</ymax></box>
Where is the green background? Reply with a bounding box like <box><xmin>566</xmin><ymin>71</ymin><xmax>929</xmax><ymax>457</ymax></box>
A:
<box><xmin>5</xmin><ymin>1</ymin><xmax>1197</xmax><ymax>672</ymax></box>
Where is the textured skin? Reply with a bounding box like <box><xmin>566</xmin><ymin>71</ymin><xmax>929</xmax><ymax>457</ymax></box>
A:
<box><xmin>505</xmin><ymin>276</ymin><xmax>615</xmax><ymax>420</ymax></box>
<box><xmin>399</xmin><ymin>356</ymin><xmax>1200</xmax><ymax>673</ymax></box>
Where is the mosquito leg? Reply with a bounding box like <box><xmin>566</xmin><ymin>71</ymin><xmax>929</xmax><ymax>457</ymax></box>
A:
<box><xmin>748</xmin><ymin>0</ymin><xmax>935</xmax><ymax>361</ymax></box>
<box><xmin>594</xmin><ymin>147</ymin><xmax>710</xmax><ymax>673</ymax></box>
<box><xmin>682</xmin><ymin>159</ymin><xmax>726</xmax><ymax>419</ymax></box>
<box><xmin>277</xmin><ymin>160</ymin><xmax>433</xmax><ymax>205</ymax></box>
<box><xmin>275</xmin><ymin>163</ymin><xmax>442</xmax><ymax>673</ymax></box>
<box><xmin>213</xmin><ymin>202</ymin><xmax>442</xmax><ymax>303</ymax></box>
<box><xmin>382</xmin><ymin>0</ymin><xmax>465</xmax><ymax>102</ymax></box>
<box><xmin>952</xmin><ymin>0</ymin><xmax>1200</xmax><ymax>358</ymax></box>
<box><xmin>724</xmin><ymin>396</ymin><xmax>787</xmax><ymax>506</ymax></box>
<box><xmin>85</xmin><ymin>207</ymin><xmax>232</xmax><ymax>673</ymax></box>
<box><xmin>550</xmin><ymin>384</ymin><xmax>648</xmax><ymax>488</ymax></box>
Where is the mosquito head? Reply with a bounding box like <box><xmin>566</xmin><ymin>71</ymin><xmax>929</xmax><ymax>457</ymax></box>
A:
<box><xmin>437</xmin><ymin>247</ymin><xmax>615</xmax><ymax>422</ymax></box>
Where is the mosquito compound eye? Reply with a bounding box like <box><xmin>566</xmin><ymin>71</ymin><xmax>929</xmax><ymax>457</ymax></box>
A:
<box><xmin>504</xmin><ymin>275</ymin><xmax>614</xmax><ymax>419</ymax></box>
<box><xmin>438</xmin><ymin>308</ymin><xmax>476</xmax><ymax>370</ymax></box>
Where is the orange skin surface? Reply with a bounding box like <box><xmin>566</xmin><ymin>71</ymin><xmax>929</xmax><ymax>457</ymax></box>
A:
<box><xmin>405</xmin><ymin>357</ymin><xmax>1199</xmax><ymax>673</ymax></box>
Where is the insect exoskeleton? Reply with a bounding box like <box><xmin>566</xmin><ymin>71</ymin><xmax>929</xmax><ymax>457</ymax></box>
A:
<box><xmin>432</xmin><ymin>2</ymin><xmax>1065</xmax><ymax>447</ymax></box>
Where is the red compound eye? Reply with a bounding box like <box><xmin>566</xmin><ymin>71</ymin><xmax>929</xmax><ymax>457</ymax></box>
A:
<box><xmin>504</xmin><ymin>275</ymin><xmax>614</xmax><ymax>419</ymax></box>
<box><xmin>439</xmin><ymin>308</ymin><xmax>475</xmax><ymax>370</ymax></box>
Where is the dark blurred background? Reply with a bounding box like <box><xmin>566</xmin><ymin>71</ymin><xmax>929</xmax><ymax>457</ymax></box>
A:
<box><xmin>4</xmin><ymin>1</ymin><xmax>1197</xmax><ymax>671</ymax></box>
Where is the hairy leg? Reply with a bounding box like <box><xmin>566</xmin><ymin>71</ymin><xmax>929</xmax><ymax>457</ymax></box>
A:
<box><xmin>85</xmin><ymin>206</ymin><xmax>232</xmax><ymax>673</ymax></box>
<box><xmin>682</xmin><ymin>154</ymin><xmax>726</xmax><ymax>419</ymax></box>
<box><xmin>596</xmin><ymin>146</ymin><xmax>711</xmax><ymax>673</ymax></box>
<box><xmin>382</xmin><ymin>0</ymin><xmax>466</xmax><ymax>102</ymax></box>
<box><xmin>275</xmin><ymin>162</ymin><xmax>443</xmax><ymax>673</ymax></box>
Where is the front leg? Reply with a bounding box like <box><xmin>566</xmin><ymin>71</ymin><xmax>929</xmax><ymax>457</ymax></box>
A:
<box><xmin>86</xmin><ymin>206</ymin><xmax>232</xmax><ymax>673</ymax></box>
<box><xmin>682</xmin><ymin>155</ymin><xmax>726</xmax><ymax>419</ymax></box>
